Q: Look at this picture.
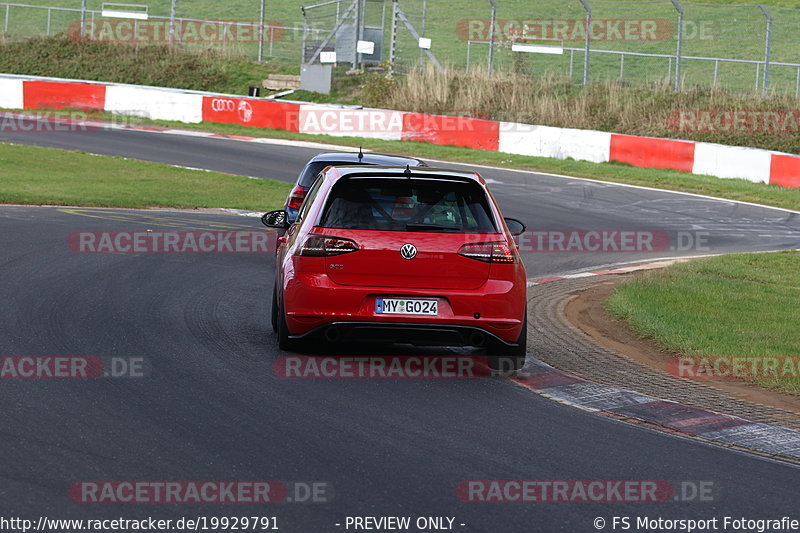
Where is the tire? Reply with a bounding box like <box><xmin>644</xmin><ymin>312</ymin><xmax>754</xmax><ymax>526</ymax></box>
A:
<box><xmin>487</xmin><ymin>311</ymin><xmax>527</xmax><ymax>372</ymax></box>
<box><xmin>270</xmin><ymin>284</ymin><xmax>278</xmax><ymax>333</ymax></box>
<box><xmin>277</xmin><ymin>296</ymin><xmax>304</xmax><ymax>352</ymax></box>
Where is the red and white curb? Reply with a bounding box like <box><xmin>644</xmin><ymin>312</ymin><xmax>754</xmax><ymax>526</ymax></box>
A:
<box><xmin>513</xmin><ymin>360</ymin><xmax>800</xmax><ymax>461</ymax></box>
<box><xmin>522</xmin><ymin>257</ymin><xmax>800</xmax><ymax>462</ymax></box>
<box><xmin>525</xmin><ymin>256</ymin><xmax>711</xmax><ymax>287</ymax></box>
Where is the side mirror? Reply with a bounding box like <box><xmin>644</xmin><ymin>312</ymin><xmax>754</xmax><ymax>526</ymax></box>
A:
<box><xmin>261</xmin><ymin>210</ymin><xmax>289</xmax><ymax>229</ymax></box>
<box><xmin>504</xmin><ymin>217</ymin><xmax>526</xmax><ymax>237</ymax></box>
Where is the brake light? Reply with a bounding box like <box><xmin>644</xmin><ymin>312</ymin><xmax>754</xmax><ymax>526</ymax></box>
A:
<box><xmin>287</xmin><ymin>185</ymin><xmax>307</xmax><ymax>210</ymax></box>
<box><xmin>299</xmin><ymin>234</ymin><xmax>359</xmax><ymax>257</ymax></box>
<box><xmin>458</xmin><ymin>241</ymin><xmax>516</xmax><ymax>263</ymax></box>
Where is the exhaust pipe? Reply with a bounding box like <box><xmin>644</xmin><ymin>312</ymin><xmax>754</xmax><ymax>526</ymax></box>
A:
<box><xmin>324</xmin><ymin>326</ymin><xmax>342</xmax><ymax>343</ymax></box>
<box><xmin>468</xmin><ymin>331</ymin><xmax>486</xmax><ymax>347</ymax></box>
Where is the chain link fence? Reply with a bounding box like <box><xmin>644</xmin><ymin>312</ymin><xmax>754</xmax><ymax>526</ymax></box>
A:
<box><xmin>402</xmin><ymin>0</ymin><xmax>800</xmax><ymax>96</ymax></box>
<box><xmin>2</xmin><ymin>0</ymin><xmax>800</xmax><ymax>96</ymax></box>
<box><xmin>0</xmin><ymin>1</ymin><xmax>320</xmax><ymax>63</ymax></box>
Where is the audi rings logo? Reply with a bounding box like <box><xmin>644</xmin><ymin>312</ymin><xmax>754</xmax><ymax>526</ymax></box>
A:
<box><xmin>400</xmin><ymin>244</ymin><xmax>417</xmax><ymax>260</ymax></box>
<box><xmin>238</xmin><ymin>100</ymin><xmax>254</xmax><ymax>123</ymax></box>
<box><xmin>210</xmin><ymin>98</ymin><xmax>235</xmax><ymax>112</ymax></box>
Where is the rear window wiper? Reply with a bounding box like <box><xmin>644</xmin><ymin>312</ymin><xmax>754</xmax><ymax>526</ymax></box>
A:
<box><xmin>405</xmin><ymin>223</ymin><xmax>462</xmax><ymax>232</ymax></box>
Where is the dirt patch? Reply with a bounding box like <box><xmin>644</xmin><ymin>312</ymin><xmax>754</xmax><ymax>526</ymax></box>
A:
<box><xmin>565</xmin><ymin>275</ymin><xmax>800</xmax><ymax>416</ymax></box>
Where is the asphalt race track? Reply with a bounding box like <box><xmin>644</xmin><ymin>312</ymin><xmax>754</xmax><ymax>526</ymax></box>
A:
<box><xmin>1</xmin><ymin>117</ymin><xmax>800</xmax><ymax>532</ymax></box>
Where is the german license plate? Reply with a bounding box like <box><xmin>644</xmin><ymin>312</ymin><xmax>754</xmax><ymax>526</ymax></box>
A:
<box><xmin>376</xmin><ymin>298</ymin><xmax>438</xmax><ymax>316</ymax></box>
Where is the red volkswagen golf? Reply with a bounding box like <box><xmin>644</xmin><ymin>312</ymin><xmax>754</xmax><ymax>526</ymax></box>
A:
<box><xmin>262</xmin><ymin>166</ymin><xmax>528</xmax><ymax>371</ymax></box>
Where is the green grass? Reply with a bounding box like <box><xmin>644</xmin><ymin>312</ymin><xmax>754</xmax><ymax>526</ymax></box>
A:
<box><xmin>606</xmin><ymin>252</ymin><xmax>800</xmax><ymax>395</ymax></box>
<box><xmin>0</xmin><ymin>142</ymin><xmax>291</xmax><ymax>209</ymax></box>
<box><xmin>0</xmin><ymin>36</ymin><xmax>282</xmax><ymax>94</ymax></box>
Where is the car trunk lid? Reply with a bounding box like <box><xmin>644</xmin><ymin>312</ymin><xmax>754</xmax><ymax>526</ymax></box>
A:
<box><xmin>316</xmin><ymin>228</ymin><xmax>492</xmax><ymax>290</ymax></box>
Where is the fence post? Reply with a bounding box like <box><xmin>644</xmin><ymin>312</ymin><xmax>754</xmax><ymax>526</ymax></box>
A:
<box><xmin>713</xmin><ymin>59</ymin><xmax>719</xmax><ymax>86</ymax></box>
<box><xmin>578</xmin><ymin>0</ymin><xmax>591</xmax><ymax>85</ymax></box>
<box><xmin>569</xmin><ymin>49</ymin><xmax>574</xmax><ymax>80</ymax></box>
<box><xmin>301</xmin><ymin>11</ymin><xmax>307</xmax><ymax>64</ymax></box>
<box><xmin>759</xmin><ymin>4</ymin><xmax>772</xmax><ymax>96</ymax></box>
<box><xmin>420</xmin><ymin>0</ymin><xmax>427</xmax><ymax>62</ymax></box>
<box><xmin>4</xmin><ymin>5</ymin><xmax>8</xmax><ymax>35</ymax></box>
<box><xmin>258</xmin><ymin>0</ymin><xmax>265</xmax><ymax>62</ymax></box>
<box><xmin>352</xmin><ymin>0</ymin><xmax>361</xmax><ymax>70</ymax></box>
<box><xmin>755</xmin><ymin>63</ymin><xmax>760</xmax><ymax>93</ymax></box>
<box><xmin>79</xmin><ymin>0</ymin><xmax>86</xmax><ymax>37</ymax></box>
<box><xmin>169</xmin><ymin>0</ymin><xmax>177</xmax><ymax>48</ymax></box>
<box><xmin>389</xmin><ymin>0</ymin><xmax>398</xmax><ymax>74</ymax></box>
<box><xmin>670</xmin><ymin>0</ymin><xmax>683</xmax><ymax>91</ymax></box>
<box><xmin>487</xmin><ymin>0</ymin><xmax>497</xmax><ymax>76</ymax></box>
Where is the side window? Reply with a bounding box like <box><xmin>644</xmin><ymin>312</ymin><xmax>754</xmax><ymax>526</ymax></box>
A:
<box><xmin>295</xmin><ymin>173</ymin><xmax>325</xmax><ymax>224</ymax></box>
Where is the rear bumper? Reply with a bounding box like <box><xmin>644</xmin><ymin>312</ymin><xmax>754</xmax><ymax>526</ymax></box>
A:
<box><xmin>283</xmin><ymin>272</ymin><xmax>526</xmax><ymax>343</ymax></box>
<box><xmin>292</xmin><ymin>321</ymin><xmax>516</xmax><ymax>347</ymax></box>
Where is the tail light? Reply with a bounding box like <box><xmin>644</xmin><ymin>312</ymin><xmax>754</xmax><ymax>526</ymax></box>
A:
<box><xmin>299</xmin><ymin>234</ymin><xmax>359</xmax><ymax>257</ymax></box>
<box><xmin>458</xmin><ymin>241</ymin><xmax>516</xmax><ymax>263</ymax></box>
<box><xmin>286</xmin><ymin>185</ymin><xmax>307</xmax><ymax>210</ymax></box>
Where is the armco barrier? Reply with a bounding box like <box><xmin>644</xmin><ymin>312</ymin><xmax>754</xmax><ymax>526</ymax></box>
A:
<box><xmin>610</xmin><ymin>134</ymin><xmax>695</xmax><ymax>173</ymax></box>
<box><xmin>0</xmin><ymin>77</ymin><xmax>23</xmax><ymax>109</ymax></box>
<box><xmin>23</xmin><ymin>81</ymin><xmax>105</xmax><ymax>111</ymax></box>
<box><xmin>692</xmin><ymin>143</ymin><xmax>772</xmax><ymax>184</ymax></box>
<box><xmin>105</xmin><ymin>85</ymin><xmax>203</xmax><ymax>123</ymax></box>
<box><xmin>3</xmin><ymin>73</ymin><xmax>798</xmax><ymax>188</ymax></box>
<box><xmin>298</xmin><ymin>105</ymin><xmax>405</xmax><ymax>141</ymax></box>
<box><xmin>499</xmin><ymin>124</ymin><xmax>611</xmax><ymax>163</ymax></box>
<box><xmin>202</xmin><ymin>97</ymin><xmax>299</xmax><ymax>132</ymax></box>
<box><xmin>770</xmin><ymin>155</ymin><xmax>800</xmax><ymax>188</ymax></box>
<box><xmin>403</xmin><ymin>114</ymin><xmax>499</xmax><ymax>151</ymax></box>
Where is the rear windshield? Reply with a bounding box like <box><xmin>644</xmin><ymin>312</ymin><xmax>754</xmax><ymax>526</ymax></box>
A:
<box><xmin>318</xmin><ymin>178</ymin><xmax>498</xmax><ymax>233</ymax></box>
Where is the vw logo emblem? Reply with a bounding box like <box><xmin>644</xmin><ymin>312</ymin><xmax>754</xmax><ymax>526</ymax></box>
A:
<box><xmin>400</xmin><ymin>244</ymin><xmax>417</xmax><ymax>260</ymax></box>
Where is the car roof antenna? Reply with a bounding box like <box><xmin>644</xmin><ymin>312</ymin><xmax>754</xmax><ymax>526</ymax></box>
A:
<box><xmin>405</xmin><ymin>164</ymin><xmax>412</xmax><ymax>178</ymax></box>
<box><xmin>358</xmin><ymin>147</ymin><xmax>364</xmax><ymax>162</ymax></box>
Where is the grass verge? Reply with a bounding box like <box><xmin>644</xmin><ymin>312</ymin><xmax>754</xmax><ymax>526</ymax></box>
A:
<box><xmin>606</xmin><ymin>251</ymin><xmax>800</xmax><ymax>396</ymax></box>
<box><xmin>13</xmin><ymin>107</ymin><xmax>800</xmax><ymax>212</ymax></box>
<box><xmin>0</xmin><ymin>142</ymin><xmax>291</xmax><ymax>210</ymax></box>
<box><xmin>0</xmin><ymin>36</ymin><xmax>282</xmax><ymax>94</ymax></box>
